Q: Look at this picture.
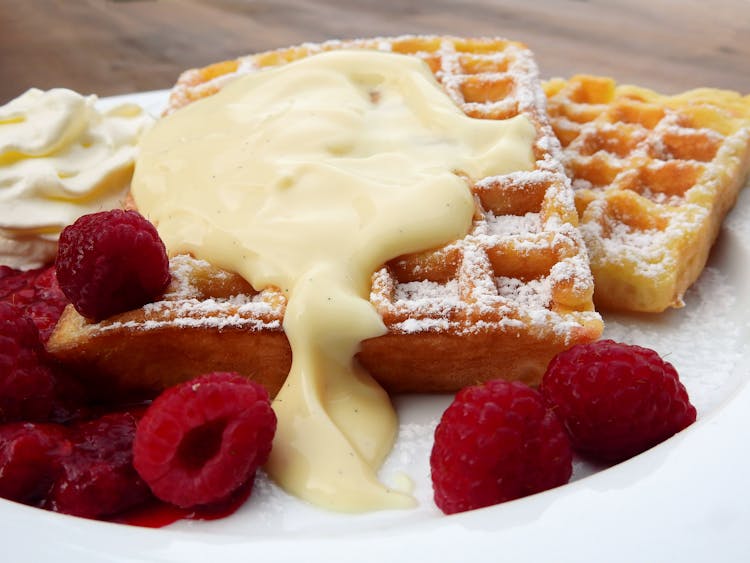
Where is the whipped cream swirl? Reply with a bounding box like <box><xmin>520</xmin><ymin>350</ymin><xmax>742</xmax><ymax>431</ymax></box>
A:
<box><xmin>0</xmin><ymin>88</ymin><xmax>153</xmax><ymax>269</ymax></box>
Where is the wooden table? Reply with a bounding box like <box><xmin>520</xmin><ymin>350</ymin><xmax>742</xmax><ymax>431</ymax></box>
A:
<box><xmin>2</xmin><ymin>0</ymin><xmax>749</xmax><ymax>104</ymax></box>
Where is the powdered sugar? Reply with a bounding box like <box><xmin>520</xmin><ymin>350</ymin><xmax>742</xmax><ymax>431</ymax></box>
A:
<box><xmin>97</xmin><ymin>296</ymin><xmax>282</xmax><ymax>334</ymax></box>
<box><xmin>395</xmin><ymin>279</ymin><xmax>459</xmax><ymax>303</ymax></box>
<box><xmin>548</xmin><ymin>78</ymin><xmax>750</xmax><ymax>302</ymax></box>
<box><xmin>480</xmin><ymin>212</ymin><xmax>541</xmax><ymax>238</ymax></box>
<box><xmin>582</xmin><ymin>211</ymin><xmax>673</xmax><ymax>278</ymax></box>
<box><xmin>495</xmin><ymin>276</ymin><xmax>550</xmax><ymax>309</ymax></box>
<box><xmin>91</xmin><ymin>255</ymin><xmax>284</xmax><ymax>335</ymax></box>
<box><xmin>582</xmin><ymin>197</ymin><xmax>709</xmax><ymax>279</ymax></box>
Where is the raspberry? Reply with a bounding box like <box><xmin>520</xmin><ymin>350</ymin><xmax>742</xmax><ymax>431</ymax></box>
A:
<box><xmin>430</xmin><ymin>380</ymin><xmax>572</xmax><ymax>515</ymax></box>
<box><xmin>44</xmin><ymin>411</ymin><xmax>153</xmax><ymax>518</ymax></box>
<box><xmin>56</xmin><ymin>209</ymin><xmax>170</xmax><ymax>321</ymax></box>
<box><xmin>0</xmin><ymin>302</ymin><xmax>57</xmax><ymax>422</ymax></box>
<box><xmin>0</xmin><ymin>265</ymin><xmax>68</xmax><ymax>342</ymax></box>
<box><xmin>26</xmin><ymin>266</ymin><xmax>68</xmax><ymax>342</ymax></box>
<box><xmin>0</xmin><ymin>266</ymin><xmax>37</xmax><ymax>304</ymax></box>
<box><xmin>45</xmin><ymin>368</ymin><xmax>90</xmax><ymax>425</ymax></box>
<box><xmin>0</xmin><ymin>423</ymin><xmax>72</xmax><ymax>504</ymax></box>
<box><xmin>541</xmin><ymin>340</ymin><xmax>697</xmax><ymax>463</ymax></box>
<box><xmin>133</xmin><ymin>372</ymin><xmax>276</xmax><ymax>509</ymax></box>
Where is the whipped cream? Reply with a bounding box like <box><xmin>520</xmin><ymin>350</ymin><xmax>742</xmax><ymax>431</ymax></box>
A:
<box><xmin>0</xmin><ymin>88</ymin><xmax>153</xmax><ymax>269</ymax></box>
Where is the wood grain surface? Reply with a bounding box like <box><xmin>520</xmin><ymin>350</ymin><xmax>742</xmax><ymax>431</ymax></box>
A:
<box><xmin>1</xmin><ymin>0</ymin><xmax>749</xmax><ymax>104</ymax></box>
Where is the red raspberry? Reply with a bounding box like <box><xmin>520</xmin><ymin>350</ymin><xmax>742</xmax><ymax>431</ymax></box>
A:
<box><xmin>0</xmin><ymin>265</ymin><xmax>68</xmax><ymax>342</ymax></box>
<box><xmin>430</xmin><ymin>380</ymin><xmax>572</xmax><ymax>515</ymax></box>
<box><xmin>0</xmin><ymin>302</ymin><xmax>57</xmax><ymax>423</ymax></box>
<box><xmin>56</xmin><ymin>210</ymin><xmax>170</xmax><ymax>321</ymax></box>
<box><xmin>133</xmin><ymin>372</ymin><xmax>276</xmax><ymax>509</ymax></box>
<box><xmin>541</xmin><ymin>340</ymin><xmax>697</xmax><ymax>463</ymax></box>
<box><xmin>0</xmin><ymin>422</ymin><xmax>72</xmax><ymax>504</ymax></box>
<box><xmin>45</xmin><ymin>369</ymin><xmax>91</xmax><ymax>425</ymax></box>
<box><xmin>0</xmin><ymin>266</ymin><xmax>37</xmax><ymax>304</ymax></box>
<box><xmin>26</xmin><ymin>266</ymin><xmax>68</xmax><ymax>342</ymax></box>
<box><xmin>44</xmin><ymin>411</ymin><xmax>153</xmax><ymax>518</ymax></box>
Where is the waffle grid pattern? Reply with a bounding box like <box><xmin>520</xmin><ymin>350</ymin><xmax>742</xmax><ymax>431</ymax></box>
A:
<box><xmin>162</xmin><ymin>36</ymin><xmax>602</xmax><ymax>340</ymax></box>
<box><xmin>544</xmin><ymin>75</ymin><xmax>750</xmax><ymax>312</ymax></box>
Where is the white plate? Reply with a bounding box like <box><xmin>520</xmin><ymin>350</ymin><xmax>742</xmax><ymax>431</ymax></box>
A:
<box><xmin>3</xmin><ymin>91</ymin><xmax>749</xmax><ymax>563</ymax></box>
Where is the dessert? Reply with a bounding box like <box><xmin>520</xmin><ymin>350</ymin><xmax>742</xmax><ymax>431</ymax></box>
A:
<box><xmin>47</xmin><ymin>36</ymin><xmax>602</xmax><ymax>512</ymax></box>
<box><xmin>0</xmin><ymin>33</ymin><xmax>741</xmax><ymax>527</ymax></box>
<box><xmin>0</xmin><ymin>88</ymin><xmax>153</xmax><ymax>270</ymax></box>
<box><xmin>544</xmin><ymin>75</ymin><xmax>750</xmax><ymax>312</ymax></box>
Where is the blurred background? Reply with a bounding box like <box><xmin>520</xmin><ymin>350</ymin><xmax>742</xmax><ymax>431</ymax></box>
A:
<box><xmin>1</xmin><ymin>0</ymin><xmax>749</xmax><ymax>103</ymax></box>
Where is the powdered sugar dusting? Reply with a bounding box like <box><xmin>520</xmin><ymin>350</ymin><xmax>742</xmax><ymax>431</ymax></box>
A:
<box><xmin>480</xmin><ymin>212</ymin><xmax>541</xmax><ymax>238</ymax></box>
<box><xmin>377</xmin><ymin>200</ymin><xmax>599</xmax><ymax>339</ymax></box>
<box><xmin>548</xmin><ymin>78</ymin><xmax>750</xmax><ymax>300</ymax></box>
<box><xmin>496</xmin><ymin>276</ymin><xmax>550</xmax><ymax>310</ymax></box>
<box><xmin>582</xmin><ymin>197</ymin><xmax>709</xmax><ymax>279</ymax></box>
<box><xmin>89</xmin><ymin>255</ymin><xmax>284</xmax><ymax>334</ymax></box>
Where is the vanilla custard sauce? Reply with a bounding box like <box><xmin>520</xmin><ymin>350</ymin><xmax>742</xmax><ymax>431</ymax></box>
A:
<box><xmin>132</xmin><ymin>50</ymin><xmax>535</xmax><ymax>512</ymax></box>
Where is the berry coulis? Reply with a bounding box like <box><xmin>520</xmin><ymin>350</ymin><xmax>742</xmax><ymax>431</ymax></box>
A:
<box><xmin>112</xmin><ymin>479</ymin><xmax>255</xmax><ymax>528</ymax></box>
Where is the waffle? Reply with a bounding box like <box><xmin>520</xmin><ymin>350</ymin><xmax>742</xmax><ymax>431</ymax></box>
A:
<box><xmin>544</xmin><ymin>75</ymin><xmax>750</xmax><ymax>312</ymax></box>
<box><xmin>47</xmin><ymin>36</ymin><xmax>603</xmax><ymax>397</ymax></box>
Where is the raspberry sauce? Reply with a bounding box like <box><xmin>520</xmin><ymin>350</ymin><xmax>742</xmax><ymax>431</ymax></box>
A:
<box><xmin>110</xmin><ymin>478</ymin><xmax>254</xmax><ymax>528</ymax></box>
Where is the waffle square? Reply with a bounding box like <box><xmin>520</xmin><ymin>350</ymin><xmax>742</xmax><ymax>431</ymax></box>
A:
<box><xmin>48</xmin><ymin>36</ymin><xmax>602</xmax><ymax>395</ymax></box>
<box><xmin>544</xmin><ymin>75</ymin><xmax>750</xmax><ymax>312</ymax></box>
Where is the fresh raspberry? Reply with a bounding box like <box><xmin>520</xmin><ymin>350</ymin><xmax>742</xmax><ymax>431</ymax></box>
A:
<box><xmin>56</xmin><ymin>209</ymin><xmax>170</xmax><ymax>321</ymax></box>
<box><xmin>541</xmin><ymin>340</ymin><xmax>697</xmax><ymax>463</ymax></box>
<box><xmin>26</xmin><ymin>266</ymin><xmax>68</xmax><ymax>342</ymax></box>
<box><xmin>133</xmin><ymin>372</ymin><xmax>276</xmax><ymax>509</ymax></box>
<box><xmin>0</xmin><ymin>302</ymin><xmax>57</xmax><ymax>423</ymax></box>
<box><xmin>0</xmin><ymin>422</ymin><xmax>72</xmax><ymax>504</ymax></box>
<box><xmin>0</xmin><ymin>265</ymin><xmax>37</xmax><ymax>304</ymax></box>
<box><xmin>44</xmin><ymin>411</ymin><xmax>153</xmax><ymax>518</ymax></box>
<box><xmin>430</xmin><ymin>380</ymin><xmax>572</xmax><ymax>515</ymax></box>
<box><xmin>0</xmin><ymin>265</ymin><xmax>68</xmax><ymax>342</ymax></box>
<box><xmin>44</xmin><ymin>368</ymin><xmax>91</xmax><ymax>425</ymax></box>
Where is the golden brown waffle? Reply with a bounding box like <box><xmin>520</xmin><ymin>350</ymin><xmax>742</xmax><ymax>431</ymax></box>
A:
<box><xmin>544</xmin><ymin>75</ymin><xmax>750</xmax><ymax>312</ymax></box>
<box><xmin>47</xmin><ymin>36</ymin><xmax>603</xmax><ymax>396</ymax></box>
